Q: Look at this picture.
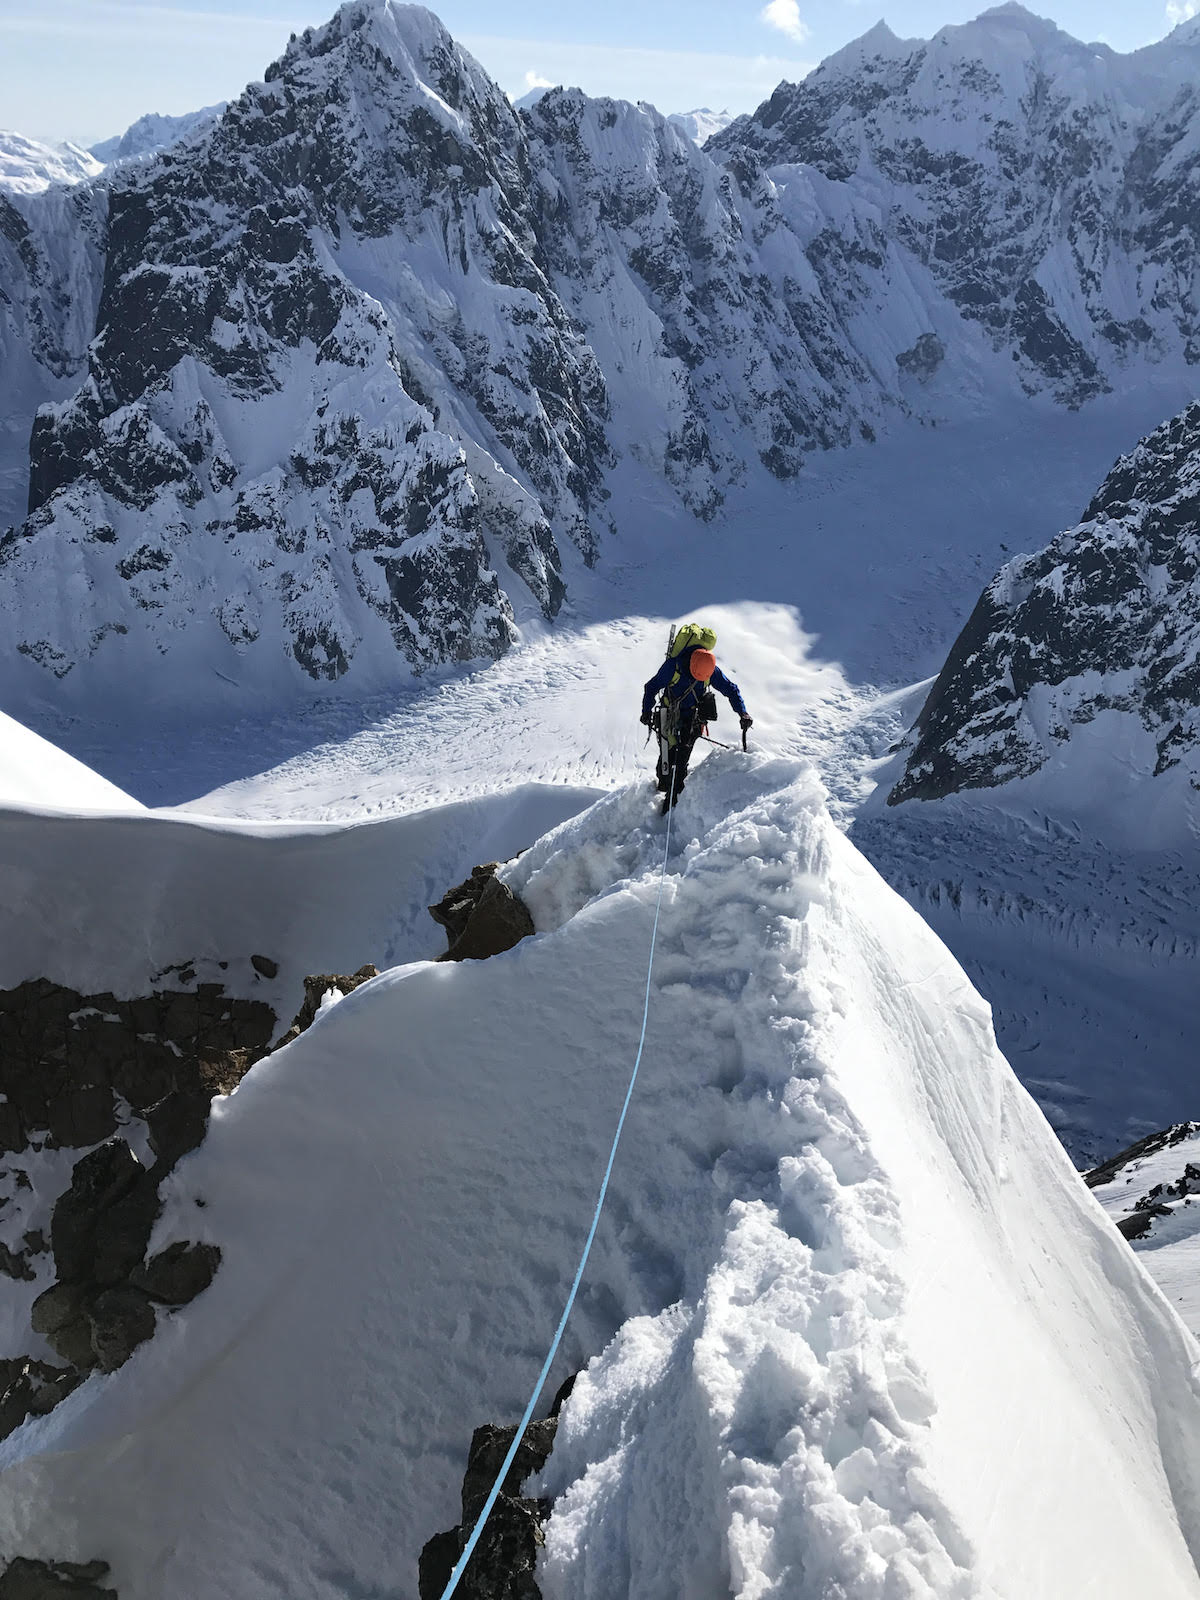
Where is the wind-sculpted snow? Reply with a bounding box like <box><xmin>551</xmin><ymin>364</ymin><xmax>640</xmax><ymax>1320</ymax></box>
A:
<box><xmin>890</xmin><ymin>401</ymin><xmax>1200</xmax><ymax>833</ymax></box>
<box><xmin>0</xmin><ymin>710</ymin><xmax>142</xmax><ymax>813</ymax></box>
<box><xmin>713</xmin><ymin>3</ymin><xmax>1200</xmax><ymax>406</ymax></box>
<box><xmin>6</xmin><ymin>758</ymin><xmax>1198</xmax><ymax>1597</ymax></box>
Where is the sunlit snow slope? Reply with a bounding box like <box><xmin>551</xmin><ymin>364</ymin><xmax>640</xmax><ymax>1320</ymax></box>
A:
<box><xmin>3</xmin><ymin>756</ymin><xmax>1199</xmax><ymax>1599</ymax></box>
<box><xmin>0</xmin><ymin>710</ymin><xmax>142</xmax><ymax>813</ymax></box>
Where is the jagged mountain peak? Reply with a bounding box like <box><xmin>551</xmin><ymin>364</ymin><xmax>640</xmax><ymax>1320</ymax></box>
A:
<box><xmin>929</xmin><ymin>3</ymin><xmax>1125</xmax><ymax>82</ymax></box>
<box><xmin>819</xmin><ymin>17</ymin><xmax>914</xmax><ymax>71</ymax></box>
<box><xmin>969</xmin><ymin>1</ymin><xmax>1073</xmax><ymax>35</ymax></box>
<box><xmin>273</xmin><ymin>0</ymin><xmax>490</xmax><ymax>99</ymax></box>
<box><xmin>89</xmin><ymin>105</ymin><xmax>226</xmax><ymax>167</ymax></box>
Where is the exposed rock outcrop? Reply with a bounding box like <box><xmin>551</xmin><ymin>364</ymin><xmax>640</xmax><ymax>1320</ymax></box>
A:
<box><xmin>0</xmin><ymin>1559</ymin><xmax>115</xmax><ymax>1599</ymax></box>
<box><xmin>273</xmin><ymin>965</ymin><xmax>379</xmax><ymax>1048</ymax></box>
<box><xmin>429</xmin><ymin>866</ymin><xmax>534</xmax><ymax>962</ymax></box>
<box><xmin>418</xmin><ymin>1418</ymin><xmax>559</xmax><ymax>1600</ymax></box>
<box><xmin>1085</xmin><ymin>1122</ymin><xmax>1200</xmax><ymax>1241</ymax></box>
<box><xmin>419</xmin><ymin>1376</ymin><xmax>577</xmax><ymax>1599</ymax></box>
<box><xmin>0</xmin><ymin>972</ymin><xmax>274</xmax><ymax>1159</ymax></box>
<box><xmin>0</xmin><ymin>959</ymin><xmax>378</xmax><ymax>1441</ymax></box>
<box><xmin>1084</xmin><ymin>1122</ymin><xmax>1200</xmax><ymax>1190</ymax></box>
<box><xmin>26</xmin><ymin>1139</ymin><xmax>220</xmax><ymax>1377</ymax></box>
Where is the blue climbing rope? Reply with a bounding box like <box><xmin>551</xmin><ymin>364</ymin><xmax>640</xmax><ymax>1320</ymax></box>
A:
<box><xmin>439</xmin><ymin>769</ymin><xmax>678</xmax><ymax>1598</ymax></box>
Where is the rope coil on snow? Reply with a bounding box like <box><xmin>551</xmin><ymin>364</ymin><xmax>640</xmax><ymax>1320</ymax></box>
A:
<box><xmin>438</xmin><ymin>759</ymin><xmax>678</xmax><ymax>1598</ymax></box>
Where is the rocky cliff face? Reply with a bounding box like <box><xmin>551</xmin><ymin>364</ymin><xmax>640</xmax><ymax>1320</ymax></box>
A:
<box><xmin>0</xmin><ymin>961</ymin><xmax>379</xmax><ymax>1445</ymax></box>
<box><xmin>0</xmin><ymin>182</ymin><xmax>107</xmax><ymax>528</ymax></box>
<box><xmin>525</xmin><ymin>89</ymin><xmax>885</xmax><ymax>504</ymax></box>
<box><xmin>889</xmin><ymin>400</ymin><xmax>1200</xmax><ymax>804</ymax></box>
<box><xmin>4</xmin><ymin>3</ymin><xmax>597</xmax><ymax>688</ymax></box>
<box><xmin>714</xmin><ymin>3</ymin><xmax>1200</xmax><ymax>406</ymax></box>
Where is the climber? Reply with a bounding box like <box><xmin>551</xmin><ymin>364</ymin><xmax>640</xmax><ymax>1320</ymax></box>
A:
<box><xmin>640</xmin><ymin>622</ymin><xmax>752</xmax><ymax>812</ymax></box>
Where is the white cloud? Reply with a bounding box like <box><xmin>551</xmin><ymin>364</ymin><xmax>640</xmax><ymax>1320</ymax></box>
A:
<box><xmin>760</xmin><ymin>0</ymin><xmax>810</xmax><ymax>45</ymax></box>
<box><xmin>524</xmin><ymin>70</ymin><xmax>555</xmax><ymax>89</ymax></box>
<box><xmin>1166</xmin><ymin>0</ymin><xmax>1199</xmax><ymax>20</ymax></box>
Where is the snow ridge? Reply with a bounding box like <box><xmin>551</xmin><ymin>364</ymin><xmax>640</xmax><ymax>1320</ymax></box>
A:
<box><xmin>88</xmin><ymin>106</ymin><xmax>226</xmax><ymax>167</ymax></box>
<box><xmin>3</xmin><ymin>752</ymin><xmax>1200</xmax><ymax>1596</ymax></box>
<box><xmin>503</xmin><ymin>759</ymin><xmax>1200</xmax><ymax>1599</ymax></box>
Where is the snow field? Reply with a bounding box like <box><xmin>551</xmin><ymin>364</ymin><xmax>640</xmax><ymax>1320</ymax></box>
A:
<box><xmin>4</xmin><ymin>757</ymin><xmax>1196</xmax><ymax>1596</ymax></box>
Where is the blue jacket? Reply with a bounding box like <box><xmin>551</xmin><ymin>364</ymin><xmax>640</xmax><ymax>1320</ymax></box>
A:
<box><xmin>642</xmin><ymin>644</ymin><xmax>747</xmax><ymax>720</ymax></box>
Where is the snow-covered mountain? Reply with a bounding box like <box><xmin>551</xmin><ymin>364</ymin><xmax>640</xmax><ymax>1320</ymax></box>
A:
<box><xmin>665</xmin><ymin>106</ymin><xmax>732</xmax><ymax>144</ymax></box>
<box><xmin>1</xmin><ymin>2</ymin><xmax>880</xmax><ymax>708</ymax></box>
<box><xmin>0</xmin><ymin>134</ymin><xmax>103</xmax><ymax>197</ymax></box>
<box><xmin>0</xmin><ymin>107</ymin><xmax>226</xmax><ymax>199</ymax></box>
<box><xmin>4</xmin><ymin>0</ymin><xmax>1200</xmax><ymax>713</ymax></box>
<box><xmin>713</xmin><ymin>1</ymin><xmax>1200</xmax><ymax>406</ymax></box>
<box><xmin>889</xmin><ymin>400</ymin><xmax>1200</xmax><ymax>840</ymax></box>
<box><xmin>88</xmin><ymin>105</ymin><xmax>226</xmax><ymax>167</ymax></box>
<box><xmin>4</xmin><ymin>754</ymin><xmax>1200</xmax><ymax>1597</ymax></box>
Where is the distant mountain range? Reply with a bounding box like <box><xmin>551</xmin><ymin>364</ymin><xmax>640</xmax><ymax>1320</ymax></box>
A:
<box><xmin>2</xmin><ymin>0</ymin><xmax>1198</xmax><ymax>711</ymax></box>
<box><xmin>666</xmin><ymin>107</ymin><xmax>732</xmax><ymax>144</ymax></box>
<box><xmin>0</xmin><ymin>132</ymin><xmax>103</xmax><ymax>196</ymax></box>
<box><xmin>0</xmin><ymin>106</ymin><xmax>225</xmax><ymax>199</ymax></box>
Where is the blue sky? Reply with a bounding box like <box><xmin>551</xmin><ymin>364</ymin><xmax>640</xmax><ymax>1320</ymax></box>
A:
<box><xmin>2</xmin><ymin>0</ymin><xmax>1191</xmax><ymax>147</ymax></box>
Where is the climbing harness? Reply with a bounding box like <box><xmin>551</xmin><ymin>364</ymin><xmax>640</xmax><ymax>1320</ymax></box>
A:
<box><xmin>438</xmin><ymin>764</ymin><xmax>680</xmax><ymax>1600</ymax></box>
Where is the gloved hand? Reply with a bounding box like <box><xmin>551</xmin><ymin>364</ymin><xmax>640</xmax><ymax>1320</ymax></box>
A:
<box><xmin>640</xmin><ymin>710</ymin><xmax>654</xmax><ymax>726</ymax></box>
<box><xmin>740</xmin><ymin>714</ymin><xmax>754</xmax><ymax>730</ymax></box>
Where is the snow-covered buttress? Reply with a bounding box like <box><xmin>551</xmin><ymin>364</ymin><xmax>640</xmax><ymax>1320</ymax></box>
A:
<box><xmin>890</xmin><ymin>400</ymin><xmax>1200</xmax><ymax>822</ymax></box>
